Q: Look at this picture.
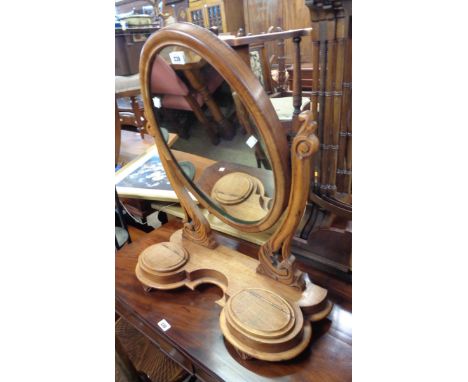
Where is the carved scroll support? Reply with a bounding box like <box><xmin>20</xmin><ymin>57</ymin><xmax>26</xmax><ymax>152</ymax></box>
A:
<box><xmin>146</xmin><ymin>119</ymin><xmax>218</xmax><ymax>249</ymax></box>
<box><xmin>257</xmin><ymin>111</ymin><xmax>319</xmax><ymax>290</ymax></box>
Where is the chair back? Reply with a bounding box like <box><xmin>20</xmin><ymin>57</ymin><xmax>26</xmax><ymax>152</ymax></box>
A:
<box><xmin>150</xmin><ymin>55</ymin><xmax>189</xmax><ymax>96</ymax></box>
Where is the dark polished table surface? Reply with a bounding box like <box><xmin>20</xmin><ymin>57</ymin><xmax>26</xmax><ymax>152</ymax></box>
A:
<box><xmin>116</xmin><ymin>220</ymin><xmax>352</xmax><ymax>382</ymax></box>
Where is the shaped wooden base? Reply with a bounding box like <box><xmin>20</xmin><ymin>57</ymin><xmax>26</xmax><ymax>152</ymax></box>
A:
<box><xmin>135</xmin><ymin>229</ymin><xmax>333</xmax><ymax>362</ymax></box>
<box><xmin>220</xmin><ymin>288</ymin><xmax>312</xmax><ymax>361</ymax></box>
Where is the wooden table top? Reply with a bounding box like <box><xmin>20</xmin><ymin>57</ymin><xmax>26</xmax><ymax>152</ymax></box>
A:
<box><xmin>116</xmin><ymin>221</ymin><xmax>352</xmax><ymax>382</ymax></box>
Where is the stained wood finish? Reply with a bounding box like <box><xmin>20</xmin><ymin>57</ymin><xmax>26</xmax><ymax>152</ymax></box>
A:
<box><xmin>116</xmin><ymin>26</ymin><xmax>161</xmax><ymax>76</ymax></box>
<box><xmin>271</xmin><ymin>26</ymin><xmax>288</xmax><ymax>93</ymax></box>
<box><xmin>137</xmin><ymin>23</ymin><xmax>336</xmax><ymax>361</ymax></box>
<box><xmin>116</xmin><ymin>221</ymin><xmax>352</xmax><ymax>381</ymax></box>
<box><xmin>243</xmin><ymin>0</ymin><xmax>314</xmax><ymax>65</ymax></box>
<box><xmin>258</xmin><ymin>111</ymin><xmax>319</xmax><ymax>289</ymax></box>
<box><xmin>305</xmin><ymin>0</ymin><xmax>352</xmax><ymax>206</ymax></box>
<box><xmin>220</xmin><ymin>288</ymin><xmax>311</xmax><ymax>361</ymax></box>
<box><xmin>134</xmin><ymin>225</ymin><xmax>330</xmax><ymax>361</ymax></box>
<box><xmin>223</xmin><ymin>28</ymin><xmax>310</xmax><ymax>135</ymax></box>
<box><xmin>188</xmin><ymin>0</ymin><xmax>244</xmax><ymax>34</ymax></box>
<box><xmin>291</xmin><ymin>35</ymin><xmax>302</xmax><ymax>131</ymax></box>
<box><xmin>140</xmin><ymin>22</ymin><xmax>290</xmax><ymax>233</ymax></box>
<box><xmin>222</xmin><ymin>28</ymin><xmax>312</xmax><ymax>47</ymax></box>
<box><xmin>291</xmin><ymin>0</ymin><xmax>352</xmax><ymax>274</ymax></box>
<box><xmin>140</xmin><ymin>23</ymin><xmax>330</xmax><ymax>289</ymax></box>
<box><xmin>336</xmin><ymin>33</ymin><xmax>352</xmax><ymax>194</ymax></box>
<box><xmin>287</xmin><ymin>63</ymin><xmax>314</xmax><ymax>90</ymax></box>
<box><xmin>116</xmin><ymin>89</ymin><xmax>147</xmax><ymax>139</ymax></box>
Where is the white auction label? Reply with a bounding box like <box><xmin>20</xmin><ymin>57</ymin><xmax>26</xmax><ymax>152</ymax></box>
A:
<box><xmin>152</xmin><ymin>96</ymin><xmax>161</xmax><ymax>108</ymax></box>
<box><xmin>158</xmin><ymin>319</ymin><xmax>171</xmax><ymax>332</ymax></box>
<box><xmin>246</xmin><ymin>135</ymin><xmax>258</xmax><ymax>148</ymax></box>
<box><xmin>169</xmin><ymin>51</ymin><xmax>186</xmax><ymax>65</ymax></box>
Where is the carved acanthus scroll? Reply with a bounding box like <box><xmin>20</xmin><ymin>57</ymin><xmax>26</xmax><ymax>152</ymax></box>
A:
<box><xmin>147</xmin><ymin>120</ymin><xmax>218</xmax><ymax>249</ymax></box>
<box><xmin>257</xmin><ymin>111</ymin><xmax>319</xmax><ymax>290</ymax></box>
<box><xmin>166</xmin><ymin>156</ymin><xmax>218</xmax><ymax>249</ymax></box>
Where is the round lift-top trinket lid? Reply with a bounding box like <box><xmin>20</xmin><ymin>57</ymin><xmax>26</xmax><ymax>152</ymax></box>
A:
<box><xmin>228</xmin><ymin>288</ymin><xmax>295</xmax><ymax>338</ymax></box>
<box><xmin>220</xmin><ymin>288</ymin><xmax>312</xmax><ymax>361</ymax></box>
<box><xmin>136</xmin><ymin>242</ymin><xmax>189</xmax><ymax>289</ymax></box>
<box><xmin>140</xmin><ymin>242</ymin><xmax>188</xmax><ymax>273</ymax></box>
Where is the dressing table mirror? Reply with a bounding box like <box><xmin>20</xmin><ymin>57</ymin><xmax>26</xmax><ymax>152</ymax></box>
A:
<box><xmin>136</xmin><ymin>22</ymin><xmax>333</xmax><ymax>362</ymax></box>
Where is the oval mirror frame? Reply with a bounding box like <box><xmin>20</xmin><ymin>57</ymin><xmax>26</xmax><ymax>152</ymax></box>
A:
<box><xmin>140</xmin><ymin>23</ymin><xmax>291</xmax><ymax>233</ymax></box>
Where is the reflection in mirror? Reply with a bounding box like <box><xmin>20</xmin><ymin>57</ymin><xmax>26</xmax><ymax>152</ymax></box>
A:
<box><xmin>149</xmin><ymin>44</ymin><xmax>275</xmax><ymax>224</ymax></box>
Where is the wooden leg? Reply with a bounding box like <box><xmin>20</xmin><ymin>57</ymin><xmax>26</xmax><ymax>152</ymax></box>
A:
<box><xmin>183</xmin><ymin>68</ymin><xmax>234</xmax><ymax>140</ymax></box>
<box><xmin>130</xmin><ymin>96</ymin><xmax>145</xmax><ymax>139</ymax></box>
<box><xmin>184</xmin><ymin>94</ymin><xmax>220</xmax><ymax>145</ymax></box>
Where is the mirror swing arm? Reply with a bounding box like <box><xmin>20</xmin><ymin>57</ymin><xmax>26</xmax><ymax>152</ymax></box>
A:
<box><xmin>145</xmin><ymin>119</ymin><xmax>218</xmax><ymax>249</ymax></box>
<box><xmin>137</xmin><ymin>23</ymin><xmax>332</xmax><ymax>362</ymax></box>
<box><xmin>257</xmin><ymin>112</ymin><xmax>319</xmax><ymax>290</ymax></box>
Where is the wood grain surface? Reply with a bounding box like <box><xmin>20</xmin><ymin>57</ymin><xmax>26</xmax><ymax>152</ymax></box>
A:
<box><xmin>116</xmin><ymin>220</ymin><xmax>351</xmax><ymax>381</ymax></box>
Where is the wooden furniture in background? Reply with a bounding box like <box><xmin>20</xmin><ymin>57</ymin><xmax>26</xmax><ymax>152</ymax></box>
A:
<box><xmin>162</xmin><ymin>0</ymin><xmax>190</xmax><ymax>22</ymax></box>
<box><xmin>187</xmin><ymin>0</ymin><xmax>244</xmax><ymax>34</ymax></box>
<box><xmin>291</xmin><ymin>0</ymin><xmax>352</xmax><ymax>274</ymax></box>
<box><xmin>287</xmin><ymin>63</ymin><xmax>313</xmax><ymax>90</ymax></box>
<box><xmin>167</xmin><ymin>52</ymin><xmax>234</xmax><ymax>141</ymax></box>
<box><xmin>118</xmin><ymin>130</ymin><xmax>178</xmax><ymax>167</ymax></box>
<box><xmin>116</xmin><ymin>88</ymin><xmax>147</xmax><ymax>139</ymax></box>
<box><xmin>150</xmin><ymin>53</ymin><xmax>228</xmax><ymax>144</ymax></box>
<box><xmin>116</xmin><ymin>25</ymin><xmax>160</xmax><ymax>76</ymax></box>
<box><xmin>242</xmin><ymin>0</ymin><xmax>314</xmax><ymax>66</ymax></box>
<box><xmin>223</xmin><ymin>28</ymin><xmax>311</xmax><ymax>133</ymax></box>
<box><xmin>116</xmin><ymin>220</ymin><xmax>352</xmax><ymax>381</ymax></box>
<box><xmin>245</xmin><ymin>26</ymin><xmax>290</xmax><ymax>95</ymax></box>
